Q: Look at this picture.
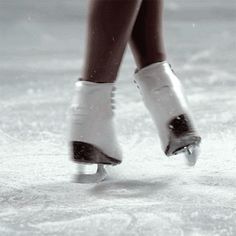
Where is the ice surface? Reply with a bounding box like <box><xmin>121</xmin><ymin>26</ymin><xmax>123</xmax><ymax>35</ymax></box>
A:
<box><xmin>0</xmin><ymin>1</ymin><xmax>236</xmax><ymax>235</ymax></box>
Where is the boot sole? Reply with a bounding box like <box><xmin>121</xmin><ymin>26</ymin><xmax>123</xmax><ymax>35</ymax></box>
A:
<box><xmin>71</xmin><ymin>141</ymin><xmax>121</xmax><ymax>165</ymax></box>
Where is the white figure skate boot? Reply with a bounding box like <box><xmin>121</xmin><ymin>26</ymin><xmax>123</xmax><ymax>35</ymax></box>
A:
<box><xmin>68</xmin><ymin>80</ymin><xmax>122</xmax><ymax>183</ymax></box>
<box><xmin>134</xmin><ymin>61</ymin><xmax>201</xmax><ymax>166</ymax></box>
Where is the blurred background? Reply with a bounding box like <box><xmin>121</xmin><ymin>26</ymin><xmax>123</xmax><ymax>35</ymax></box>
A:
<box><xmin>0</xmin><ymin>1</ymin><xmax>236</xmax><ymax>235</ymax></box>
<box><xmin>1</xmin><ymin>0</ymin><xmax>236</xmax><ymax>77</ymax></box>
<box><xmin>0</xmin><ymin>0</ymin><xmax>236</xmax><ymax>141</ymax></box>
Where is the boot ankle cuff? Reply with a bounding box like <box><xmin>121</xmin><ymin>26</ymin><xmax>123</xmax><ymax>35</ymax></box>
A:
<box><xmin>134</xmin><ymin>61</ymin><xmax>168</xmax><ymax>75</ymax></box>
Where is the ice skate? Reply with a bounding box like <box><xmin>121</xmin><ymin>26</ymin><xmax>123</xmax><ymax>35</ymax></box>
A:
<box><xmin>134</xmin><ymin>61</ymin><xmax>201</xmax><ymax>166</ymax></box>
<box><xmin>68</xmin><ymin>80</ymin><xmax>122</xmax><ymax>183</ymax></box>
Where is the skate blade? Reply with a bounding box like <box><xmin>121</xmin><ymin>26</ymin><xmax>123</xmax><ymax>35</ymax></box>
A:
<box><xmin>175</xmin><ymin>144</ymin><xmax>200</xmax><ymax>166</ymax></box>
<box><xmin>74</xmin><ymin>164</ymin><xmax>107</xmax><ymax>183</ymax></box>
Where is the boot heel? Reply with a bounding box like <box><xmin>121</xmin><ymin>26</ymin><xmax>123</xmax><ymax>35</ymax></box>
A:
<box><xmin>72</xmin><ymin>141</ymin><xmax>121</xmax><ymax>165</ymax></box>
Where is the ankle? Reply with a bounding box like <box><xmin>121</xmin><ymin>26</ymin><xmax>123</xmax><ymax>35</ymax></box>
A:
<box><xmin>78</xmin><ymin>77</ymin><xmax>115</xmax><ymax>83</ymax></box>
<box><xmin>137</xmin><ymin>53</ymin><xmax>167</xmax><ymax>71</ymax></box>
<box><xmin>78</xmin><ymin>78</ymin><xmax>115</xmax><ymax>83</ymax></box>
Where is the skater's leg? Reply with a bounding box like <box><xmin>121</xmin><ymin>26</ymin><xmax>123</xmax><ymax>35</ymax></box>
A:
<box><xmin>130</xmin><ymin>1</ymin><xmax>201</xmax><ymax>165</ymax></box>
<box><xmin>69</xmin><ymin>0</ymin><xmax>143</xmax><ymax>182</ymax></box>
<box><xmin>82</xmin><ymin>0</ymin><xmax>143</xmax><ymax>83</ymax></box>
<box><xmin>129</xmin><ymin>0</ymin><xmax>166</xmax><ymax>70</ymax></box>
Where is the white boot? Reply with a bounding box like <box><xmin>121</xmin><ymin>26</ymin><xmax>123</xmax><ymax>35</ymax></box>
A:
<box><xmin>134</xmin><ymin>61</ymin><xmax>201</xmax><ymax>166</ymax></box>
<box><xmin>68</xmin><ymin>80</ymin><xmax>122</xmax><ymax>182</ymax></box>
